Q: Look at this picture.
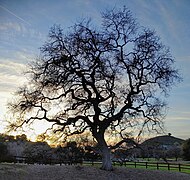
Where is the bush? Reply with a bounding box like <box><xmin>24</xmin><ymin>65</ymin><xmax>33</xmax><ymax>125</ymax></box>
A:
<box><xmin>0</xmin><ymin>142</ymin><xmax>10</xmax><ymax>162</ymax></box>
<box><xmin>182</xmin><ymin>138</ymin><xmax>190</xmax><ymax>160</ymax></box>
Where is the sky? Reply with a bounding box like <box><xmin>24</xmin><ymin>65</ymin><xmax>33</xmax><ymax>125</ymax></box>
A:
<box><xmin>0</xmin><ymin>0</ymin><xmax>189</xmax><ymax>140</ymax></box>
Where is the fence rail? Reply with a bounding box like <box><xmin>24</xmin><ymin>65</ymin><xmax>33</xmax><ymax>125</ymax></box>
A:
<box><xmin>9</xmin><ymin>156</ymin><xmax>190</xmax><ymax>173</ymax></box>
<box><xmin>12</xmin><ymin>156</ymin><xmax>83</xmax><ymax>165</ymax></box>
<box><xmin>112</xmin><ymin>161</ymin><xmax>190</xmax><ymax>172</ymax></box>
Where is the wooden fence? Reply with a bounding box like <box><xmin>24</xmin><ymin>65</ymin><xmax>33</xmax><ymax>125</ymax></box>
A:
<box><xmin>112</xmin><ymin>161</ymin><xmax>190</xmax><ymax>172</ymax></box>
<box><xmin>12</xmin><ymin>156</ymin><xmax>82</xmax><ymax>165</ymax></box>
<box><xmin>11</xmin><ymin>156</ymin><xmax>190</xmax><ymax>173</ymax></box>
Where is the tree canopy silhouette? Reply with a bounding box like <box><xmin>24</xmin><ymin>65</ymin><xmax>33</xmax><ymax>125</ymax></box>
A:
<box><xmin>8</xmin><ymin>7</ymin><xmax>180</xmax><ymax>170</ymax></box>
<box><xmin>182</xmin><ymin>138</ymin><xmax>190</xmax><ymax>160</ymax></box>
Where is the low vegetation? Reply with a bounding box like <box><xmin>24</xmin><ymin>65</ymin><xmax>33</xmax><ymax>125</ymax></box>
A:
<box><xmin>182</xmin><ymin>138</ymin><xmax>190</xmax><ymax>161</ymax></box>
<box><xmin>112</xmin><ymin>161</ymin><xmax>190</xmax><ymax>174</ymax></box>
<box><xmin>0</xmin><ymin>133</ymin><xmax>190</xmax><ymax>166</ymax></box>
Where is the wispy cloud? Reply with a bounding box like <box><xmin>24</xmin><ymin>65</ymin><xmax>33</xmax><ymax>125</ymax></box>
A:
<box><xmin>0</xmin><ymin>22</ymin><xmax>22</xmax><ymax>31</ymax></box>
<box><xmin>0</xmin><ymin>59</ymin><xmax>28</xmax><ymax>123</ymax></box>
<box><xmin>166</xmin><ymin>109</ymin><xmax>190</xmax><ymax>122</ymax></box>
<box><xmin>0</xmin><ymin>61</ymin><xmax>26</xmax><ymax>75</ymax></box>
<box><xmin>0</xmin><ymin>4</ymin><xmax>31</xmax><ymax>26</ymax></box>
<box><xmin>0</xmin><ymin>21</ymin><xmax>44</xmax><ymax>42</ymax></box>
<box><xmin>158</xmin><ymin>5</ymin><xmax>177</xmax><ymax>37</ymax></box>
<box><xmin>165</xmin><ymin>116</ymin><xmax>190</xmax><ymax>139</ymax></box>
<box><xmin>0</xmin><ymin>5</ymin><xmax>45</xmax><ymax>51</ymax></box>
<box><xmin>0</xmin><ymin>61</ymin><xmax>27</xmax><ymax>117</ymax></box>
<box><xmin>167</xmin><ymin>116</ymin><xmax>190</xmax><ymax>121</ymax></box>
<box><xmin>0</xmin><ymin>62</ymin><xmax>26</xmax><ymax>92</ymax></box>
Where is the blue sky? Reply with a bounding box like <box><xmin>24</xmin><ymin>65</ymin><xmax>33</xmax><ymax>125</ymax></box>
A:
<box><xmin>0</xmin><ymin>0</ymin><xmax>189</xmax><ymax>139</ymax></box>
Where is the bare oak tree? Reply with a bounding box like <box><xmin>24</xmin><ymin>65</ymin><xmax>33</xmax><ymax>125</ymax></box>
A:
<box><xmin>8</xmin><ymin>7</ymin><xmax>180</xmax><ymax>170</ymax></box>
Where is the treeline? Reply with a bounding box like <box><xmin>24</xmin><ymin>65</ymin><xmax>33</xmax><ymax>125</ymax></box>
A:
<box><xmin>115</xmin><ymin>136</ymin><xmax>190</xmax><ymax>162</ymax></box>
<box><xmin>0</xmin><ymin>134</ymin><xmax>100</xmax><ymax>164</ymax></box>
<box><xmin>0</xmin><ymin>134</ymin><xmax>190</xmax><ymax>164</ymax></box>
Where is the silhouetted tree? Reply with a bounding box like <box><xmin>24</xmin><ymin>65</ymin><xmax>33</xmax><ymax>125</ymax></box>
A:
<box><xmin>24</xmin><ymin>141</ymin><xmax>52</xmax><ymax>164</ymax></box>
<box><xmin>15</xmin><ymin>134</ymin><xmax>27</xmax><ymax>141</ymax></box>
<box><xmin>0</xmin><ymin>134</ymin><xmax>6</xmax><ymax>142</ymax></box>
<box><xmin>182</xmin><ymin>138</ymin><xmax>190</xmax><ymax>160</ymax></box>
<box><xmin>55</xmin><ymin>141</ymin><xmax>84</xmax><ymax>164</ymax></box>
<box><xmin>167</xmin><ymin>144</ymin><xmax>182</xmax><ymax>161</ymax></box>
<box><xmin>0</xmin><ymin>142</ymin><xmax>9</xmax><ymax>162</ymax></box>
<box><xmin>8</xmin><ymin>7</ymin><xmax>180</xmax><ymax>170</ymax></box>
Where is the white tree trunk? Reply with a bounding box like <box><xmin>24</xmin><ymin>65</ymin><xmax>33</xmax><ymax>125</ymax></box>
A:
<box><xmin>100</xmin><ymin>144</ymin><xmax>113</xmax><ymax>171</ymax></box>
<box><xmin>94</xmin><ymin>132</ymin><xmax>113</xmax><ymax>171</ymax></box>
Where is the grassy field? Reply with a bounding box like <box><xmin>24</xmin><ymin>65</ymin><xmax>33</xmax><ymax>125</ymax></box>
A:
<box><xmin>112</xmin><ymin>161</ymin><xmax>190</xmax><ymax>174</ymax></box>
<box><xmin>1</xmin><ymin>162</ymin><xmax>190</xmax><ymax>180</ymax></box>
<box><xmin>83</xmin><ymin>160</ymin><xmax>190</xmax><ymax>174</ymax></box>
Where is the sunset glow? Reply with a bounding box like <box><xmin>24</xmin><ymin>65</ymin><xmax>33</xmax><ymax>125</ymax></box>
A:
<box><xmin>0</xmin><ymin>0</ymin><xmax>189</xmax><ymax>140</ymax></box>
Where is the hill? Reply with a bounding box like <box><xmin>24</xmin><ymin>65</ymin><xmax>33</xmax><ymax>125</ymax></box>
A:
<box><xmin>141</xmin><ymin>135</ymin><xmax>185</xmax><ymax>147</ymax></box>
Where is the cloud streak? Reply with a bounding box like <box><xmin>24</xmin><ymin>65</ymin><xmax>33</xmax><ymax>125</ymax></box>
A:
<box><xmin>0</xmin><ymin>60</ymin><xmax>27</xmax><ymax>121</ymax></box>
<box><xmin>0</xmin><ymin>4</ymin><xmax>31</xmax><ymax>26</ymax></box>
<box><xmin>0</xmin><ymin>60</ymin><xmax>27</xmax><ymax>93</ymax></box>
<box><xmin>0</xmin><ymin>60</ymin><xmax>26</xmax><ymax>74</ymax></box>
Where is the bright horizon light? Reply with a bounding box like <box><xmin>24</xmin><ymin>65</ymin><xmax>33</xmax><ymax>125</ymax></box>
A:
<box><xmin>0</xmin><ymin>0</ymin><xmax>190</xmax><ymax>141</ymax></box>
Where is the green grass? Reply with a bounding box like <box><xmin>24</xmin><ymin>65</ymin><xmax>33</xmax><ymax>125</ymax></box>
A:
<box><xmin>83</xmin><ymin>160</ymin><xmax>190</xmax><ymax>174</ymax></box>
<box><xmin>112</xmin><ymin>161</ymin><xmax>190</xmax><ymax>174</ymax></box>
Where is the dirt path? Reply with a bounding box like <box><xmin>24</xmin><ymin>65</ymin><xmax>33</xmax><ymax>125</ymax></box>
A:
<box><xmin>0</xmin><ymin>163</ymin><xmax>190</xmax><ymax>180</ymax></box>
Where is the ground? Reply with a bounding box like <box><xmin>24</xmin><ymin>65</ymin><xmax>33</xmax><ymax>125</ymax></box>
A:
<box><xmin>0</xmin><ymin>163</ymin><xmax>190</xmax><ymax>180</ymax></box>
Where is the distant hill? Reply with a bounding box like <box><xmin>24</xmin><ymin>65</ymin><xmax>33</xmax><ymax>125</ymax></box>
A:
<box><xmin>141</xmin><ymin>135</ymin><xmax>185</xmax><ymax>147</ymax></box>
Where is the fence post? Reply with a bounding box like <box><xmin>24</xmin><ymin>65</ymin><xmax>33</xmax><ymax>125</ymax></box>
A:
<box><xmin>179</xmin><ymin>164</ymin><xmax>181</xmax><ymax>172</ymax></box>
<box><xmin>157</xmin><ymin>162</ymin><xmax>159</xmax><ymax>170</ymax></box>
<box><xmin>146</xmin><ymin>162</ymin><xmax>148</xmax><ymax>169</ymax></box>
<box><xmin>168</xmin><ymin>163</ymin><xmax>170</xmax><ymax>170</ymax></box>
<box><xmin>135</xmin><ymin>161</ymin><xmax>136</xmax><ymax>168</ymax></box>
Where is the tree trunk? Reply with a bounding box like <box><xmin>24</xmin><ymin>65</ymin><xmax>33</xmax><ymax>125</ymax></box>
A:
<box><xmin>100</xmin><ymin>145</ymin><xmax>113</xmax><ymax>171</ymax></box>
<box><xmin>93</xmin><ymin>132</ymin><xmax>113</xmax><ymax>171</ymax></box>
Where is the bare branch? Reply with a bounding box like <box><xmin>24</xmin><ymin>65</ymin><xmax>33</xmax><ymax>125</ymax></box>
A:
<box><xmin>7</xmin><ymin>6</ymin><xmax>181</xmax><ymax>171</ymax></box>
